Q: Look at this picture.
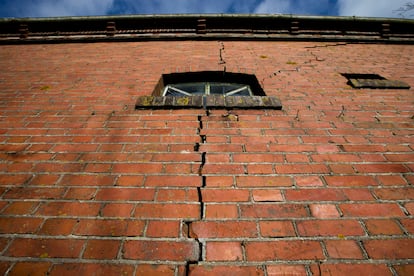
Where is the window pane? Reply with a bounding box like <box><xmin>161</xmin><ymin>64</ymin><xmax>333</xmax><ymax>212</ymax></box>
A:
<box><xmin>230</xmin><ymin>88</ymin><xmax>251</xmax><ymax>96</ymax></box>
<box><xmin>173</xmin><ymin>83</ymin><xmax>205</xmax><ymax>94</ymax></box>
<box><xmin>165</xmin><ymin>88</ymin><xmax>186</xmax><ymax>96</ymax></box>
<box><xmin>164</xmin><ymin>82</ymin><xmax>253</xmax><ymax>96</ymax></box>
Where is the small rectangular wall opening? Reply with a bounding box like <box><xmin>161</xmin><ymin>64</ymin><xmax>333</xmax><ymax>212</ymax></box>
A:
<box><xmin>342</xmin><ymin>73</ymin><xmax>410</xmax><ymax>89</ymax></box>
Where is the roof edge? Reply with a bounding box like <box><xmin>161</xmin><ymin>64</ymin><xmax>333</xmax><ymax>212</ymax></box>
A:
<box><xmin>1</xmin><ymin>14</ymin><xmax>413</xmax><ymax>44</ymax></box>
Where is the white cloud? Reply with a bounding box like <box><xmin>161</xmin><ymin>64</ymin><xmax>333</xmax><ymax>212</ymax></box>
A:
<box><xmin>337</xmin><ymin>0</ymin><xmax>414</xmax><ymax>18</ymax></box>
<box><xmin>115</xmin><ymin>0</ymin><xmax>259</xmax><ymax>14</ymax></box>
<box><xmin>2</xmin><ymin>0</ymin><xmax>114</xmax><ymax>17</ymax></box>
<box><xmin>254</xmin><ymin>0</ymin><xmax>291</xmax><ymax>14</ymax></box>
<box><xmin>254</xmin><ymin>0</ymin><xmax>334</xmax><ymax>15</ymax></box>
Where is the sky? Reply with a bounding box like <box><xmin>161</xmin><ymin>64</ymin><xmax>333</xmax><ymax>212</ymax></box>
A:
<box><xmin>0</xmin><ymin>0</ymin><xmax>413</xmax><ymax>19</ymax></box>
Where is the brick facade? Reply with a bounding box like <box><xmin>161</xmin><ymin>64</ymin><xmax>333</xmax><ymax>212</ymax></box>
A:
<box><xmin>0</xmin><ymin>20</ymin><xmax>413</xmax><ymax>275</ymax></box>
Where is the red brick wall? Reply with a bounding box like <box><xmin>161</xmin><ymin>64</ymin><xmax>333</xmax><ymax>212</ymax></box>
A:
<box><xmin>0</xmin><ymin>41</ymin><xmax>413</xmax><ymax>275</ymax></box>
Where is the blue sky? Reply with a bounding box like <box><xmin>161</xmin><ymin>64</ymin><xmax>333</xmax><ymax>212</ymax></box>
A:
<box><xmin>0</xmin><ymin>0</ymin><xmax>413</xmax><ymax>19</ymax></box>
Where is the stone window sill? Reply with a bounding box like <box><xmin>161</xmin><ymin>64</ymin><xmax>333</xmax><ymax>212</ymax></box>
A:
<box><xmin>135</xmin><ymin>95</ymin><xmax>282</xmax><ymax>110</ymax></box>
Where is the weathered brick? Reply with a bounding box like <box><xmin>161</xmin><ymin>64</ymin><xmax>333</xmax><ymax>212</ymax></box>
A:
<box><xmin>310</xmin><ymin>204</ymin><xmax>340</xmax><ymax>218</ymax></box>
<box><xmin>342</xmin><ymin>188</ymin><xmax>375</xmax><ymax>201</ymax></box>
<box><xmin>112</xmin><ymin>163</ymin><xmax>163</xmax><ymax>173</ymax></box>
<box><xmin>156</xmin><ymin>188</ymin><xmax>199</xmax><ymax>202</ymax></box>
<box><xmin>310</xmin><ymin>264</ymin><xmax>391</xmax><ymax>276</ymax></box>
<box><xmin>33</xmin><ymin>163</ymin><xmax>84</xmax><ymax>173</ymax></box>
<box><xmin>233</xmin><ymin>153</ymin><xmax>284</xmax><ymax>163</ymax></box>
<box><xmin>297</xmin><ymin>219</ymin><xmax>364</xmax><ymax>237</ymax></box>
<box><xmin>285</xmin><ymin>188</ymin><xmax>347</xmax><ymax>201</ymax></box>
<box><xmin>38</xmin><ymin>218</ymin><xmax>78</xmax><ymax>235</ymax></box>
<box><xmin>116</xmin><ymin>175</ymin><xmax>145</xmax><ymax>186</ymax></box>
<box><xmin>59</xmin><ymin>174</ymin><xmax>115</xmax><ymax>186</ymax></box>
<box><xmin>4</xmin><ymin>187</ymin><xmax>65</xmax><ymax>199</ymax></box>
<box><xmin>285</xmin><ymin>153</ymin><xmax>310</xmax><ymax>163</ymax></box>
<box><xmin>245</xmin><ymin>241</ymin><xmax>323</xmax><ymax>261</ymax></box>
<box><xmin>374</xmin><ymin>188</ymin><xmax>414</xmax><ymax>200</ymax></box>
<box><xmin>134</xmin><ymin>203</ymin><xmax>200</xmax><ymax>219</ymax></box>
<box><xmin>202</xmin><ymin>189</ymin><xmax>249</xmax><ymax>202</ymax></box>
<box><xmin>135</xmin><ymin>264</ymin><xmax>177</xmax><ymax>276</ymax></box>
<box><xmin>205</xmin><ymin>176</ymin><xmax>234</xmax><ymax>187</ymax></box>
<box><xmin>74</xmin><ymin>219</ymin><xmax>142</xmax><ymax>236</ymax></box>
<box><xmin>341</xmin><ymin>145</ymin><xmax>387</xmax><ymax>152</ymax></box>
<box><xmin>259</xmin><ymin>221</ymin><xmax>296</xmax><ymax>237</ymax></box>
<box><xmin>83</xmin><ymin>239</ymin><xmax>120</xmax><ymax>259</ymax></box>
<box><xmin>377</xmin><ymin>175</ymin><xmax>408</xmax><ymax>186</ymax></box>
<box><xmin>0</xmin><ymin>217</ymin><xmax>43</xmax><ymax>234</ymax></box>
<box><xmin>189</xmin><ymin>265</ymin><xmax>265</xmax><ymax>276</ymax></box>
<box><xmin>266</xmin><ymin>265</ymin><xmax>307</xmax><ymax>276</ymax></box>
<box><xmin>241</xmin><ymin>204</ymin><xmax>308</xmax><ymax>218</ymax></box>
<box><xmin>145</xmin><ymin>175</ymin><xmax>201</xmax><ymax>187</ymax></box>
<box><xmin>29</xmin><ymin>174</ymin><xmax>60</xmax><ymax>186</ymax></box>
<box><xmin>1</xmin><ymin>201</ymin><xmax>39</xmax><ymax>215</ymax></box>
<box><xmin>190</xmin><ymin>221</ymin><xmax>257</xmax><ymax>238</ymax></box>
<box><xmin>364</xmin><ymin>239</ymin><xmax>414</xmax><ymax>259</ymax></box>
<box><xmin>146</xmin><ymin>220</ymin><xmax>180</xmax><ymax>237</ymax></box>
<box><xmin>252</xmin><ymin>189</ymin><xmax>283</xmax><ymax>202</ymax></box>
<box><xmin>364</xmin><ymin>219</ymin><xmax>404</xmax><ymax>235</ymax></box>
<box><xmin>202</xmin><ymin>164</ymin><xmax>245</xmax><ymax>174</ymax></box>
<box><xmin>325</xmin><ymin>240</ymin><xmax>364</xmax><ymax>259</ymax></box>
<box><xmin>295</xmin><ymin>176</ymin><xmax>324</xmax><ymax>187</ymax></box>
<box><xmin>354</xmin><ymin>164</ymin><xmax>409</xmax><ymax>173</ymax></box>
<box><xmin>8</xmin><ymin>262</ymin><xmax>51</xmax><ymax>276</ymax></box>
<box><xmin>123</xmin><ymin>220</ymin><xmax>146</xmax><ymax>236</ymax></box>
<box><xmin>384</xmin><ymin>153</ymin><xmax>414</xmax><ymax>162</ymax></box>
<box><xmin>36</xmin><ymin>202</ymin><xmax>101</xmax><ymax>217</ymax></box>
<box><xmin>64</xmin><ymin>187</ymin><xmax>96</xmax><ymax>200</ymax></box>
<box><xmin>324</xmin><ymin>175</ymin><xmax>377</xmax><ymax>187</ymax></box>
<box><xmin>6</xmin><ymin>238</ymin><xmax>84</xmax><ymax>258</ymax></box>
<box><xmin>275</xmin><ymin>164</ymin><xmax>329</xmax><ymax>174</ymax></box>
<box><xmin>101</xmin><ymin>203</ymin><xmax>134</xmax><ymax>217</ymax></box>
<box><xmin>123</xmin><ymin>240</ymin><xmax>199</xmax><ymax>261</ymax></box>
<box><xmin>205</xmin><ymin>242</ymin><xmax>243</xmax><ymax>261</ymax></box>
<box><xmin>340</xmin><ymin>203</ymin><xmax>405</xmax><ymax>217</ymax></box>
<box><xmin>247</xmin><ymin>164</ymin><xmax>274</xmax><ymax>174</ymax></box>
<box><xmin>95</xmin><ymin>187</ymin><xmax>155</xmax><ymax>201</ymax></box>
<box><xmin>236</xmin><ymin>176</ymin><xmax>292</xmax><ymax>187</ymax></box>
<box><xmin>49</xmin><ymin>263</ymin><xmax>135</xmax><ymax>276</ymax></box>
<box><xmin>205</xmin><ymin>204</ymin><xmax>239</xmax><ymax>219</ymax></box>
<box><xmin>0</xmin><ymin>174</ymin><xmax>32</xmax><ymax>186</ymax></box>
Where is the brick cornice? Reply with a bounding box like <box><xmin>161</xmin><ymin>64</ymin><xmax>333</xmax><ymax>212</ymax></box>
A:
<box><xmin>0</xmin><ymin>14</ymin><xmax>413</xmax><ymax>44</ymax></box>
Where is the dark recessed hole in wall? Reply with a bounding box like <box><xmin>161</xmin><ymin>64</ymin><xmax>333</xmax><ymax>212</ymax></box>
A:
<box><xmin>341</xmin><ymin>73</ymin><xmax>410</xmax><ymax>89</ymax></box>
<box><xmin>152</xmin><ymin>71</ymin><xmax>266</xmax><ymax>96</ymax></box>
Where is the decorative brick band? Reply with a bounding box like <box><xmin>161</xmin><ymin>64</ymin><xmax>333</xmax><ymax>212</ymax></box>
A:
<box><xmin>135</xmin><ymin>95</ymin><xmax>282</xmax><ymax>109</ymax></box>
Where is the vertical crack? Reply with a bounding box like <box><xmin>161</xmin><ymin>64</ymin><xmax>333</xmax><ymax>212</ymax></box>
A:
<box><xmin>198</xmin><ymin>152</ymin><xmax>206</xmax><ymax>176</ymax></box>
<box><xmin>186</xmin><ymin>112</ymin><xmax>209</xmax><ymax>273</ymax></box>
<box><xmin>218</xmin><ymin>41</ymin><xmax>226</xmax><ymax>65</ymax></box>
<box><xmin>197</xmin><ymin>114</ymin><xmax>207</xmax><ymax>220</ymax></box>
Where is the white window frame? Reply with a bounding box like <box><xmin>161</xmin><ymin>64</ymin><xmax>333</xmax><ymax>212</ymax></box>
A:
<box><xmin>162</xmin><ymin>82</ymin><xmax>253</xmax><ymax>97</ymax></box>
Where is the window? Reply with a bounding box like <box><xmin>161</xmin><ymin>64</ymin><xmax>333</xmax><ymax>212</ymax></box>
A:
<box><xmin>163</xmin><ymin>82</ymin><xmax>253</xmax><ymax>97</ymax></box>
<box><xmin>135</xmin><ymin>71</ymin><xmax>282</xmax><ymax>109</ymax></box>
<box><xmin>342</xmin><ymin>73</ymin><xmax>410</xmax><ymax>89</ymax></box>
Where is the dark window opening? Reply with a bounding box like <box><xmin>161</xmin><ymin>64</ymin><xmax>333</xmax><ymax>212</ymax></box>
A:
<box><xmin>342</xmin><ymin>73</ymin><xmax>410</xmax><ymax>89</ymax></box>
<box><xmin>153</xmin><ymin>71</ymin><xmax>266</xmax><ymax>96</ymax></box>
<box><xmin>136</xmin><ymin>71</ymin><xmax>281</xmax><ymax>109</ymax></box>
